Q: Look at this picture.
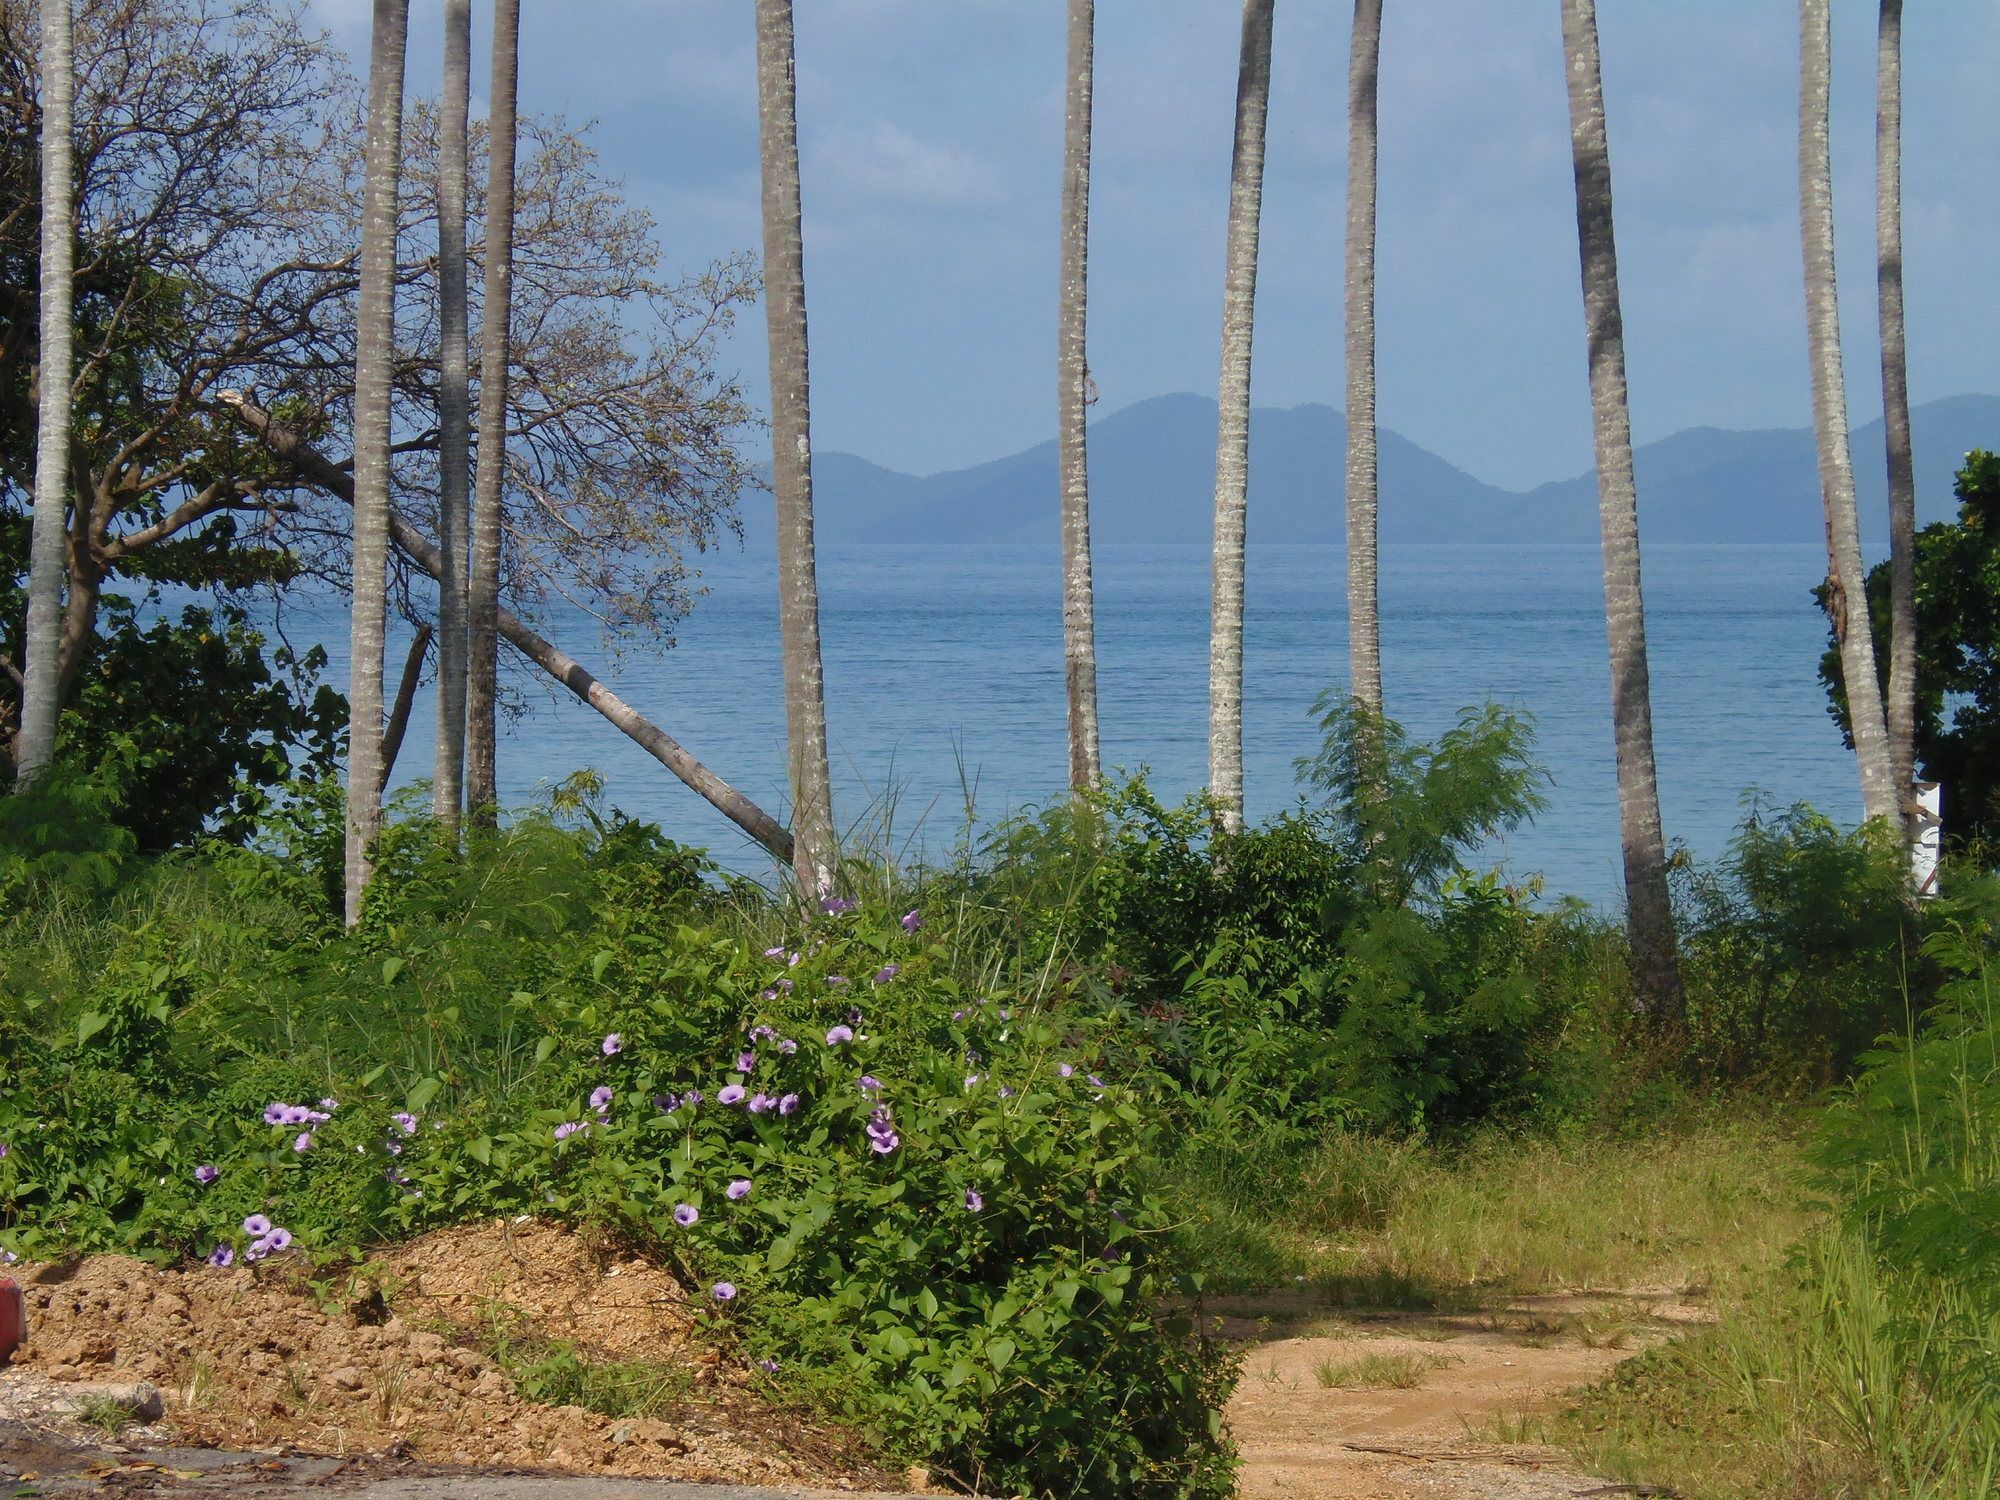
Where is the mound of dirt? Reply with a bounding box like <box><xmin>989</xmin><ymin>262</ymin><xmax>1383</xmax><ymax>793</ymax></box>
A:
<box><xmin>1</xmin><ymin>1220</ymin><xmax>890</xmax><ymax>1488</ymax></box>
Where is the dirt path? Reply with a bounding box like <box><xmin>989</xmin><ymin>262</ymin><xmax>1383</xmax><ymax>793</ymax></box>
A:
<box><xmin>1220</xmin><ymin>1289</ymin><xmax>1707</xmax><ymax>1499</ymax></box>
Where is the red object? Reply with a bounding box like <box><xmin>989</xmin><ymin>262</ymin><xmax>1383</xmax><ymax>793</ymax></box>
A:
<box><xmin>0</xmin><ymin>1277</ymin><xmax>23</xmax><ymax>1365</ymax></box>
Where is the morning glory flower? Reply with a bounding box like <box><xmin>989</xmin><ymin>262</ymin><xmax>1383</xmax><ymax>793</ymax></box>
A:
<box><xmin>319</xmin><ymin>1098</ymin><xmax>339</xmax><ymax>1112</ymax></box>
<box><xmin>859</xmin><ymin>1075</ymin><xmax>884</xmax><ymax>1095</ymax></box>
<box><xmin>243</xmin><ymin>1214</ymin><xmax>272</xmax><ymax>1236</ymax></box>
<box><xmin>870</xmin><ymin>1132</ymin><xmax>900</xmax><ymax>1155</ymax></box>
<box><xmin>589</xmin><ymin>1085</ymin><xmax>614</xmax><ymax>1115</ymax></box>
<box><xmin>602</xmin><ymin>1034</ymin><xmax>622</xmax><ymax>1056</ymax></box>
<box><xmin>292</xmin><ymin>1132</ymin><xmax>313</xmax><ymax>1152</ymax></box>
<box><xmin>554</xmin><ymin>1121</ymin><xmax>587</xmax><ymax>1141</ymax></box>
<box><xmin>764</xmin><ymin>945</ymin><xmax>787</xmax><ymax>958</ymax></box>
<box><xmin>778</xmin><ymin>1038</ymin><xmax>798</xmax><ymax>1055</ymax></box>
<box><xmin>673</xmin><ymin>1203</ymin><xmax>699</xmax><ymax>1227</ymax></box>
<box><xmin>777</xmin><ymin>1093</ymin><xmax>800</xmax><ymax>1115</ymax></box>
<box><xmin>872</xmin><ymin>965</ymin><xmax>898</xmax><ymax>984</ymax></box>
<box><xmin>684</xmin><ymin>1089</ymin><xmax>704</xmax><ymax>1107</ymax></box>
<box><xmin>964</xmin><ymin>1074</ymin><xmax>981</xmax><ymax>1090</ymax></box>
<box><xmin>194</xmin><ymin>1164</ymin><xmax>220</xmax><ymax>1185</ymax></box>
<box><xmin>712</xmin><ymin>1282</ymin><xmax>737</xmax><ymax>1301</ymax></box>
<box><xmin>262</xmin><ymin>1227</ymin><xmax>292</xmax><ymax>1253</ymax></box>
<box><xmin>262</xmin><ymin>1103</ymin><xmax>289</xmax><ymax>1125</ymax></box>
<box><xmin>819</xmin><ymin>896</ymin><xmax>856</xmax><ymax>915</ymax></box>
<box><xmin>825</xmin><ymin>1026</ymin><xmax>853</xmax><ymax>1046</ymax></box>
<box><xmin>748</xmin><ymin>1093</ymin><xmax>776</xmax><ymax>1114</ymax></box>
<box><xmin>717</xmin><ymin>1084</ymin><xmax>747</xmax><ymax>1106</ymax></box>
<box><xmin>964</xmin><ymin>1188</ymin><xmax>984</xmax><ymax>1212</ymax></box>
<box><xmin>748</xmin><ymin>1024</ymin><xmax>778</xmax><ymax>1042</ymax></box>
<box><xmin>726</xmin><ymin>1179</ymin><xmax>752</xmax><ymax>1200</ymax></box>
<box><xmin>759</xmin><ymin>988</ymin><xmax>778</xmax><ymax>1001</ymax></box>
<box><xmin>827</xmin><ymin>975</ymin><xmax>849</xmax><ymax>988</ymax></box>
<box><xmin>736</xmin><ymin>1050</ymin><xmax>756</xmax><ymax>1072</ymax></box>
<box><xmin>655</xmin><ymin>1092</ymin><xmax>680</xmax><ymax>1113</ymax></box>
<box><xmin>758</xmin><ymin>1358</ymin><xmax>779</xmax><ymax>1374</ymax></box>
<box><xmin>392</xmin><ymin>1111</ymin><xmax>419</xmax><ymax>1137</ymax></box>
<box><xmin>901</xmin><ymin>910</ymin><xmax>921</xmax><ymax>933</ymax></box>
<box><xmin>1058</xmin><ymin>1062</ymin><xmax>1075</xmax><ymax>1078</ymax></box>
<box><xmin>207</xmin><ymin>1245</ymin><xmax>234</xmax><ymax>1268</ymax></box>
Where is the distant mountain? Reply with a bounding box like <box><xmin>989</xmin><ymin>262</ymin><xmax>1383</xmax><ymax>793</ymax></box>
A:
<box><xmin>737</xmin><ymin>392</ymin><xmax>2000</xmax><ymax>548</ymax></box>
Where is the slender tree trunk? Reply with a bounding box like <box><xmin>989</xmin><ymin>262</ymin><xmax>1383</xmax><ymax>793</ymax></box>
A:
<box><xmin>754</xmin><ymin>0</ymin><xmax>837</xmax><ymax>893</ymax></box>
<box><xmin>380</xmin><ymin>622</ymin><xmax>433</xmax><ymax>799</ymax></box>
<box><xmin>432</xmin><ymin>0</ymin><xmax>471</xmax><ymax>822</ymax></box>
<box><xmin>1057</xmin><ymin>0</ymin><xmax>1101</xmax><ymax>797</ymax></box>
<box><xmin>1344</xmin><ymin>0</ymin><xmax>1382</xmax><ymax>721</ymax></box>
<box><xmin>1876</xmin><ymin>0</ymin><xmax>1918</xmax><ymax>838</ymax></box>
<box><xmin>466</xmin><ymin>0</ymin><xmax>520</xmax><ymax>829</ymax></box>
<box><xmin>1559</xmin><ymin>0</ymin><xmax>1685</xmax><ymax>1028</ymax></box>
<box><xmin>218</xmin><ymin>390</ymin><xmax>795</xmax><ymax>865</ymax></box>
<box><xmin>1798</xmin><ymin>0</ymin><xmax>1898</xmax><ymax>828</ymax></box>
<box><xmin>16</xmin><ymin>0</ymin><xmax>74</xmax><ymax>786</ymax></box>
<box><xmin>1207</xmin><ymin>0</ymin><xmax>1275</xmax><ymax>835</ymax></box>
<box><xmin>345</xmin><ymin>0</ymin><xmax>411</xmax><ymax>924</ymax></box>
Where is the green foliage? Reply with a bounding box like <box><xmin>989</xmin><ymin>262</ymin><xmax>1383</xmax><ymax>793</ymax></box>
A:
<box><xmin>1674</xmin><ymin>802</ymin><xmax>1921</xmax><ymax>1082</ymax></box>
<box><xmin>1822</xmin><ymin>447</ymin><xmax>2000</xmax><ymax>848</ymax></box>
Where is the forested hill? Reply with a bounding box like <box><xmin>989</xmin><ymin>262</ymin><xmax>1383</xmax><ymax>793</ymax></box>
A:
<box><xmin>743</xmin><ymin>391</ymin><xmax>2000</xmax><ymax>548</ymax></box>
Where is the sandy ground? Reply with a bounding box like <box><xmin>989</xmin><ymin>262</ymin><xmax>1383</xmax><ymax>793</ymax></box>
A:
<box><xmin>1220</xmin><ymin>1288</ymin><xmax>1708</xmax><ymax>1499</ymax></box>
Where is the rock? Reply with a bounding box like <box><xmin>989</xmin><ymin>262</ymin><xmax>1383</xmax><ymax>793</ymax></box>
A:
<box><xmin>327</xmin><ymin>1366</ymin><xmax>365</xmax><ymax>1392</ymax></box>
<box><xmin>53</xmin><ymin>1380</ymin><xmax>164</xmax><ymax>1422</ymax></box>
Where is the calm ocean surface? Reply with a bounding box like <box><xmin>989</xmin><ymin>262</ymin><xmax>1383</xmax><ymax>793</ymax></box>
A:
<box><xmin>330</xmin><ymin>542</ymin><xmax>1861</xmax><ymax>905</ymax></box>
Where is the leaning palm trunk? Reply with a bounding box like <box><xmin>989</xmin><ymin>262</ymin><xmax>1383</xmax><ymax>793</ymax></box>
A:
<box><xmin>1876</xmin><ymin>0</ymin><xmax>1918</xmax><ymax>837</ymax></box>
<box><xmin>344</xmin><ymin>0</ymin><xmax>411</xmax><ymax>924</ymax></box>
<box><xmin>1343</xmin><ymin>0</ymin><xmax>1382</xmax><ymax>721</ymax></box>
<box><xmin>1798</xmin><ymin>0</ymin><xmax>1899</xmax><ymax>828</ymax></box>
<box><xmin>1056</xmin><ymin>0</ymin><xmax>1101</xmax><ymax>795</ymax></box>
<box><xmin>1559</xmin><ymin>0</ymin><xmax>1685</xmax><ymax>1027</ymax></box>
<box><xmin>753</xmin><ymin>0</ymin><xmax>837</xmax><ymax>894</ymax></box>
<box><xmin>465</xmin><ymin>0</ymin><xmax>520</xmax><ymax>828</ymax></box>
<box><xmin>1207</xmin><ymin>0</ymin><xmax>1275</xmax><ymax>835</ymax></box>
<box><xmin>432</xmin><ymin>0</ymin><xmax>471</xmax><ymax>822</ymax></box>
<box><xmin>16</xmin><ymin>0</ymin><xmax>75</xmax><ymax>786</ymax></box>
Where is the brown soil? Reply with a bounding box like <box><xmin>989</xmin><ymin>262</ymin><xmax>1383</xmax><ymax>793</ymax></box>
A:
<box><xmin>1221</xmin><ymin>1289</ymin><xmax>1709</xmax><ymax>1499</ymax></box>
<box><xmin>2</xmin><ymin>1219</ymin><xmax>894</xmax><ymax>1489</ymax></box>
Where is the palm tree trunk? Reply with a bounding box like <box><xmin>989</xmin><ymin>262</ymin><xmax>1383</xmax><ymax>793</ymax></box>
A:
<box><xmin>1559</xmin><ymin>0</ymin><xmax>1685</xmax><ymax>1028</ymax></box>
<box><xmin>380</xmin><ymin>623</ymin><xmax>434</xmax><ymax>800</ymax></box>
<box><xmin>754</xmin><ymin>0</ymin><xmax>837</xmax><ymax>894</ymax></box>
<box><xmin>1798</xmin><ymin>0</ymin><xmax>1899</xmax><ymax>828</ymax></box>
<box><xmin>1057</xmin><ymin>0</ymin><xmax>1101</xmax><ymax>796</ymax></box>
<box><xmin>432</xmin><ymin>0</ymin><xmax>471</xmax><ymax>823</ymax></box>
<box><xmin>1876</xmin><ymin>0</ymin><xmax>1918</xmax><ymax>837</ymax></box>
<box><xmin>345</xmin><ymin>0</ymin><xmax>411</xmax><ymax>924</ymax></box>
<box><xmin>16</xmin><ymin>0</ymin><xmax>74</xmax><ymax>786</ymax></box>
<box><xmin>466</xmin><ymin>0</ymin><xmax>519</xmax><ymax>829</ymax></box>
<box><xmin>1343</xmin><ymin>0</ymin><xmax>1382</xmax><ymax>721</ymax></box>
<box><xmin>1208</xmin><ymin>0</ymin><xmax>1275</xmax><ymax>836</ymax></box>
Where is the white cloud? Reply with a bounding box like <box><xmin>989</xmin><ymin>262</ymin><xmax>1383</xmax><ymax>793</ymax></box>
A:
<box><xmin>810</xmin><ymin>119</ymin><xmax>1006</xmax><ymax>211</ymax></box>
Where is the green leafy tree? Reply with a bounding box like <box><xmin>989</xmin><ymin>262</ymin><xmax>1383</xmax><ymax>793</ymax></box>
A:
<box><xmin>1821</xmin><ymin>450</ymin><xmax>2000</xmax><ymax>850</ymax></box>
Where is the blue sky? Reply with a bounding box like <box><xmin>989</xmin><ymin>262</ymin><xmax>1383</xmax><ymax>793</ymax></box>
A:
<box><xmin>310</xmin><ymin>1</ymin><xmax>2000</xmax><ymax>490</ymax></box>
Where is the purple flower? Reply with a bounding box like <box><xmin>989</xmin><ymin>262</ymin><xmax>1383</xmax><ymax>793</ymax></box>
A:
<box><xmin>777</xmin><ymin>1093</ymin><xmax>800</xmax><ymax>1116</ymax></box>
<box><xmin>392</xmin><ymin>1111</ymin><xmax>418</xmax><ymax>1137</ymax></box>
<box><xmin>207</xmin><ymin>1244</ymin><xmax>234</xmax><ymax>1269</ymax></box>
<box><xmin>870</xmin><ymin>1133</ymin><xmax>900</xmax><ymax>1155</ymax></box>
<box><xmin>964</xmin><ymin>1074</ymin><xmax>981</xmax><ymax>1090</ymax></box>
<box><xmin>872</xmin><ymin>965</ymin><xmax>899</xmax><ymax>985</ymax></box>
<box><xmin>779</xmin><ymin>1038</ymin><xmax>798</xmax><ymax>1055</ymax></box>
<box><xmin>759</xmin><ymin>988</ymin><xmax>778</xmax><ymax>1001</ymax></box>
<box><xmin>712</xmin><ymin>1282</ymin><xmax>738</xmax><ymax>1301</ymax></box>
<box><xmin>602</xmin><ymin>1033</ymin><xmax>623</xmax><ymax>1056</ymax></box>
<box><xmin>194</xmin><ymin>1164</ymin><xmax>220</xmax><ymax>1186</ymax></box>
<box><xmin>825</xmin><ymin>1025</ymin><xmax>853</xmax><ymax>1046</ymax></box>
<box><xmin>283</xmin><ymin>1104</ymin><xmax>313</xmax><ymax>1126</ymax></box>
<box><xmin>1088</xmin><ymin>1074</ymin><xmax>1107</xmax><ymax>1089</ymax></box>
<box><xmin>819</xmin><ymin>896</ymin><xmax>856</xmax><ymax>915</ymax></box>
<box><xmin>262</xmin><ymin>1102</ymin><xmax>289</xmax><ymax>1125</ymax></box>
<box><xmin>778</xmin><ymin>977</ymin><xmax>795</xmax><ymax>993</ymax></box>
<box><xmin>952</xmin><ymin>1009</ymin><xmax>966</xmax><ymax>1022</ymax></box>
<box><xmin>242</xmin><ymin>1214</ymin><xmax>272</xmax><ymax>1236</ymax></box>
<box><xmin>901</xmin><ymin>910</ymin><xmax>922</xmax><ymax>934</ymax></box>
<box><xmin>736</xmin><ymin>1050</ymin><xmax>757</xmax><ymax>1072</ymax></box>
<box><xmin>292</xmin><ymin>1132</ymin><xmax>313</xmax><ymax>1152</ymax></box>
<box><xmin>757</xmin><ymin>1357</ymin><xmax>780</xmax><ymax>1375</ymax></box>
<box><xmin>859</xmin><ymin>1075</ymin><xmax>884</xmax><ymax>1095</ymax></box>
<box><xmin>554</xmin><ymin>1121</ymin><xmax>587</xmax><ymax>1141</ymax></box>
<box><xmin>0</xmin><ymin>1142</ymin><xmax>9</xmax><ymax>1159</ymax></box>
<box><xmin>0</xmin><ymin>1249</ymin><xmax>14</xmax><ymax>1265</ymax></box>
<box><xmin>999</xmin><ymin>1008</ymin><xmax>1013</xmax><ymax>1021</ymax></box>
<box><xmin>319</xmin><ymin>1098</ymin><xmax>339</xmax><ymax>1112</ymax></box>
<box><xmin>749</xmin><ymin>1024</ymin><xmax>778</xmax><ymax>1042</ymax></box>
<box><xmin>746</xmin><ymin>1092</ymin><xmax>775</xmax><ymax>1114</ymax></box>
<box><xmin>717</xmin><ymin>1084</ymin><xmax>748</xmax><ymax>1106</ymax></box>
<box><xmin>673</xmin><ymin>1203</ymin><xmax>699</xmax><ymax>1227</ymax></box>
<box><xmin>763</xmin><ymin>945</ymin><xmax>787</xmax><ymax>959</ymax></box>
<box><xmin>589</xmin><ymin>1085</ymin><xmax>614</xmax><ymax>1115</ymax></box>
<box><xmin>998</xmin><ymin>1086</ymin><xmax>1015</xmax><ymax>1099</ymax></box>
<box><xmin>386</xmin><ymin>1140</ymin><xmax>403</xmax><ymax>1156</ymax></box>
<box><xmin>726</xmin><ymin>1178</ymin><xmax>752</xmax><ymax>1201</ymax></box>
<box><xmin>866</xmin><ymin>1106</ymin><xmax>900</xmax><ymax>1155</ymax></box>
<box><xmin>847</xmin><ymin>1007</ymin><xmax>863</xmax><ymax>1025</ymax></box>
<box><xmin>683</xmin><ymin>1089</ymin><xmax>704</xmax><ymax>1107</ymax></box>
<box><xmin>964</xmin><ymin>1188</ymin><xmax>984</xmax><ymax>1212</ymax></box>
<box><xmin>655</xmin><ymin>1092</ymin><xmax>680</xmax><ymax>1114</ymax></box>
<box><xmin>1058</xmin><ymin>1062</ymin><xmax>1075</xmax><ymax>1078</ymax></box>
<box><xmin>262</xmin><ymin>1227</ymin><xmax>293</xmax><ymax>1253</ymax></box>
<box><xmin>827</xmin><ymin>975</ymin><xmax>849</xmax><ymax>988</ymax></box>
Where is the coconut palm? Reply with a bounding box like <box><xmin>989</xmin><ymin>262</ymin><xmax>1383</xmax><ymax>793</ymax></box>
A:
<box><xmin>1344</xmin><ymin>0</ymin><xmax>1382</xmax><ymax>722</ymax></box>
<box><xmin>1057</xmin><ymin>0</ymin><xmax>1100</xmax><ymax>795</ymax></box>
<box><xmin>432</xmin><ymin>0</ymin><xmax>471</xmax><ymax>822</ymax></box>
<box><xmin>1798</xmin><ymin>0</ymin><xmax>1898</xmax><ymax>827</ymax></box>
<box><xmin>753</xmin><ymin>0</ymin><xmax>837</xmax><ymax>894</ymax></box>
<box><xmin>1208</xmin><ymin>0</ymin><xmax>1275</xmax><ymax>835</ymax></box>
<box><xmin>344</xmin><ymin>0</ymin><xmax>411</xmax><ymax>922</ymax></box>
<box><xmin>1558</xmin><ymin>0</ymin><xmax>1684</xmax><ymax>1025</ymax></box>
<box><xmin>16</xmin><ymin>0</ymin><xmax>74</xmax><ymax>786</ymax></box>
<box><xmin>466</xmin><ymin>0</ymin><xmax>520</xmax><ymax>827</ymax></box>
<box><xmin>1876</xmin><ymin>0</ymin><xmax>1918</xmax><ymax>833</ymax></box>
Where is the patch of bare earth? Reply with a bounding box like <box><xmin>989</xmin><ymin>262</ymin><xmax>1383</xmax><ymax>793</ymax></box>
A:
<box><xmin>1</xmin><ymin>1219</ymin><xmax>897</xmax><ymax>1489</ymax></box>
<box><xmin>1220</xmin><ymin>1289</ymin><xmax>1711</xmax><ymax>1499</ymax></box>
